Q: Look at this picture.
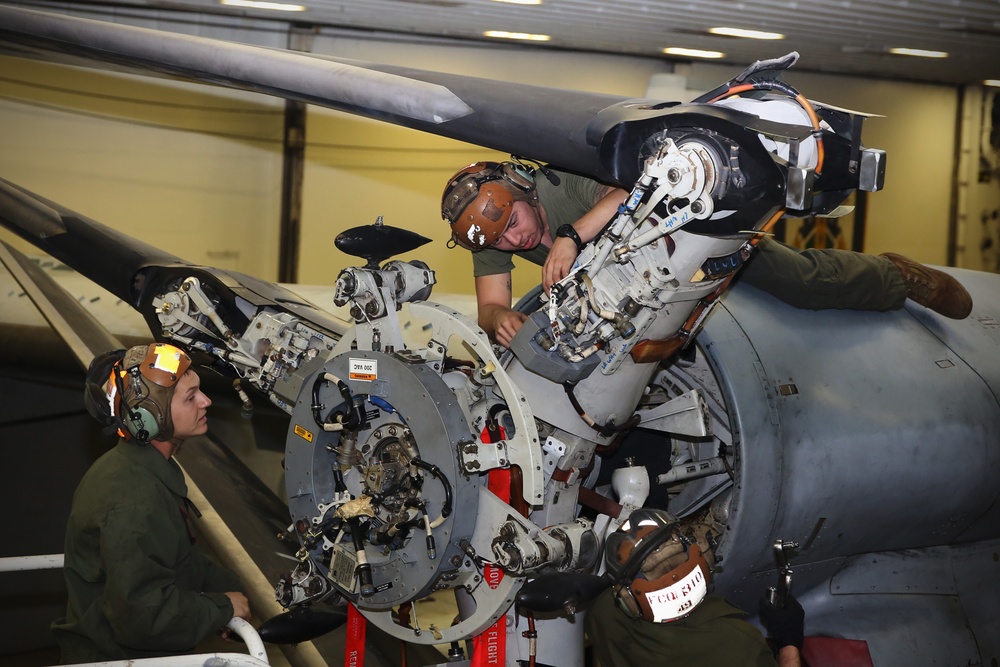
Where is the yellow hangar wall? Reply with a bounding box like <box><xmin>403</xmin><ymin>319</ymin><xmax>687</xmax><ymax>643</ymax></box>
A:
<box><xmin>1</xmin><ymin>36</ymin><xmax>994</xmax><ymax>302</ymax></box>
<box><xmin>0</xmin><ymin>57</ymin><xmax>287</xmax><ymax>281</ymax></box>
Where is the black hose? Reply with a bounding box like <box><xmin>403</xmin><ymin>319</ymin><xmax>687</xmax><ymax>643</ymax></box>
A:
<box><xmin>411</xmin><ymin>457</ymin><xmax>453</xmax><ymax>519</ymax></box>
<box><xmin>311</xmin><ymin>373</ymin><xmax>361</xmax><ymax>430</ymax></box>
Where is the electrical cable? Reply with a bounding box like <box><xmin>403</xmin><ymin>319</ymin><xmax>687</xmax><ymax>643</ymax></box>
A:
<box><xmin>707</xmin><ymin>80</ymin><xmax>825</xmax><ymax>175</ymax></box>
<box><xmin>411</xmin><ymin>457</ymin><xmax>453</xmax><ymax>528</ymax></box>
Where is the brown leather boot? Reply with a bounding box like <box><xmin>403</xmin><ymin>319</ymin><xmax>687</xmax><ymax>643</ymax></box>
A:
<box><xmin>880</xmin><ymin>252</ymin><xmax>973</xmax><ymax>319</ymax></box>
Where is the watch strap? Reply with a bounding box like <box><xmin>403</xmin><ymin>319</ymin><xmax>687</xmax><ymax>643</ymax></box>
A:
<box><xmin>556</xmin><ymin>224</ymin><xmax>585</xmax><ymax>252</ymax></box>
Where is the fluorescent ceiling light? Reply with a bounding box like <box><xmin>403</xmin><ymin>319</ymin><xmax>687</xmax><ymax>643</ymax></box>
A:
<box><xmin>663</xmin><ymin>47</ymin><xmax>725</xmax><ymax>59</ymax></box>
<box><xmin>220</xmin><ymin>0</ymin><xmax>305</xmax><ymax>11</ymax></box>
<box><xmin>484</xmin><ymin>30</ymin><xmax>551</xmax><ymax>41</ymax></box>
<box><xmin>985</xmin><ymin>79</ymin><xmax>1000</xmax><ymax>88</ymax></box>
<box><xmin>889</xmin><ymin>47</ymin><xmax>948</xmax><ymax>58</ymax></box>
<box><xmin>491</xmin><ymin>0</ymin><xmax>542</xmax><ymax>4</ymax></box>
<box><xmin>709</xmin><ymin>26</ymin><xmax>784</xmax><ymax>40</ymax></box>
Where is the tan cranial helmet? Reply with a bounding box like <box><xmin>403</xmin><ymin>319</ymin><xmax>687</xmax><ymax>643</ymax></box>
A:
<box><xmin>84</xmin><ymin>343</ymin><xmax>192</xmax><ymax>444</ymax></box>
<box><xmin>441</xmin><ymin>161</ymin><xmax>539</xmax><ymax>250</ymax></box>
<box><xmin>604</xmin><ymin>508</ymin><xmax>717</xmax><ymax>623</ymax></box>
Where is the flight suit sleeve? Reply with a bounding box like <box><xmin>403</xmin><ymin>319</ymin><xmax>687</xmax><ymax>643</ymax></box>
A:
<box><xmin>198</xmin><ymin>552</ymin><xmax>244</xmax><ymax>594</ymax></box>
<box><xmin>98</xmin><ymin>490</ymin><xmax>235</xmax><ymax>652</ymax></box>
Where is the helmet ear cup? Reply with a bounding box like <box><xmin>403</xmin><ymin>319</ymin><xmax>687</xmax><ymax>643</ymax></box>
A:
<box><xmin>99</xmin><ymin>343</ymin><xmax>190</xmax><ymax>444</ymax></box>
<box><xmin>124</xmin><ymin>405</ymin><xmax>160</xmax><ymax>443</ymax></box>
<box><xmin>500</xmin><ymin>162</ymin><xmax>536</xmax><ymax>193</ymax></box>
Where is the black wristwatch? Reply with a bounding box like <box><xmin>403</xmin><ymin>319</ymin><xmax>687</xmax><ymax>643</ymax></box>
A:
<box><xmin>556</xmin><ymin>224</ymin><xmax>585</xmax><ymax>252</ymax></box>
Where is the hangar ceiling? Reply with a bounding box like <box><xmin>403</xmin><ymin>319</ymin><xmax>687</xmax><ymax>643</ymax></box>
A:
<box><xmin>8</xmin><ymin>0</ymin><xmax>1000</xmax><ymax>87</ymax></box>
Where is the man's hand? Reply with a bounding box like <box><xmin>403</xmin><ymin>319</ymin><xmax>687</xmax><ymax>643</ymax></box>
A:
<box><xmin>543</xmin><ymin>237</ymin><xmax>579</xmax><ymax>291</ymax></box>
<box><xmin>225</xmin><ymin>591</ymin><xmax>251</xmax><ymax>621</ymax></box>
<box><xmin>491</xmin><ymin>309</ymin><xmax>529</xmax><ymax>348</ymax></box>
<box><xmin>220</xmin><ymin>591</ymin><xmax>251</xmax><ymax>642</ymax></box>
<box><xmin>476</xmin><ymin>273</ymin><xmax>527</xmax><ymax>347</ymax></box>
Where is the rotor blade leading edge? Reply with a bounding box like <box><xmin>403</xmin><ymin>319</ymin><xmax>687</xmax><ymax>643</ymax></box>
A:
<box><xmin>0</xmin><ymin>5</ymin><xmax>651</xmax><ymax>182</ymax></box>
<box><xmin>0</xmin><ymin>5</ymin><xmax>472</xmax><ymax>125</ymax></box>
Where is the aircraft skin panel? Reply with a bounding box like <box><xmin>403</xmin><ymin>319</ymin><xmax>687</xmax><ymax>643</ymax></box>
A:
<box><xmin>798</xmin><ymin>576</ymin><xmax>982</xmax><ymax>665</ymax></box>
<box><xmin>691</xmin><ymin>291</ymin><xmax>788</xmax><ymax>604</ymax></box>
<box><xmin>788</xmin><ymin>538</ymin><xmax>1000</xmax><ymax>665</ymax></box>
<box><xmin>950</xmin><ymin>537</ymin><xmax>1000</xmax><ymax>663</ymax></box>
<box><xmin>899</xmin><ymin>267</ymin><xmax>1000</xmax><ymax>407</ymax></box>
<box><xmin>892</xmin><ymin>267</ymin><xmax>1000</xmax><ymax>543</ymax></box>
<box><xmin>699</xmin><ymin>277</ymin><xmax>1000</xmax><ymax>618</ymax></box>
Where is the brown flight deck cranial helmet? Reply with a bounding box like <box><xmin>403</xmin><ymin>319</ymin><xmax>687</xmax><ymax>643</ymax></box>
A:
<box><xmin>84</xmin><ymin>342</ymin><xmax>193</xmax><ymax>444</ymax></box>
<box><xmin>604</xmin><ymin>508</ymin><xmax>717</xmax><ymax>624</ymax></box>
<box><xmin>441</xmin><ymin>161</ymin><xmax>539</xmax><ymax>250</ymax></box>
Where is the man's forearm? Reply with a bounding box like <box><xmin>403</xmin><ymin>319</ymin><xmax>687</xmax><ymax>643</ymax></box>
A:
<box><xmin>576</xmin><ymin>188</ymin><xmax>628</xmax><ymax>242</ymax></box>
<box><xmin>478</xmin><ymin>302</ymin><xmax>512</xmax><ymax>338</ymax></box>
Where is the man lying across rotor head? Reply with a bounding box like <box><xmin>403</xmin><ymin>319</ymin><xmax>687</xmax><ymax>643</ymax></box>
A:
<box><xmin>441</xmin><ymin>160</ymin><xmax>972</xmax><ymax>348</ymax></box>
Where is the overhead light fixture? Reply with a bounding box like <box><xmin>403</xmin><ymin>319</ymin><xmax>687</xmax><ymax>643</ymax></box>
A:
<box><xmin>491</xmin><ymin>0</ymin><xmax>543</xmax><ymax>4</ymax></box>
<box><xmin>709</xmin><ymin>26</ymin><xmax>784</xmax><ymax>40</ymax></box>
<box><xmin>220</xmin><ymin>0</ymin><xmax>305</xmax><ymax>11</ymax></box>
<box><xmin>484</xmin><ymin>30</ymin><xmax>551</xmax><ymax>41</ymax></box>
<box><xmin>889</xmin><ymin>47</ymin><xmax>948</xmax><ymax>58</ymax></box>
<box><xmin>663</xmin><ymin>47</ymin><xmax>725</xmax><ymax>59</ymax></box>
<box><xmin>985</xmin><ymin>79</ymin><xmax>1000</xmax><ymax>88</ymax></box>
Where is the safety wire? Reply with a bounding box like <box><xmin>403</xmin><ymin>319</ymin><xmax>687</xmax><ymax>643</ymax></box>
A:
<box><xmin>708</xmin><ymin>81</ymin><xmax>825</xmax><ymax>175</ymax></box>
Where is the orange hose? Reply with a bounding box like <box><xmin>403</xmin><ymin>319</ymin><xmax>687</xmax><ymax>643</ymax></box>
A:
<box><xmin>757</xmin><ymin>208</ymin><xmax>787</xmax><ymax>238</ymax></box>
<box><xmin>707</xmin><ymin>83</ymin><xmax>754</xmax><ymax>103</ymax></box>
<box><xmin>795</xmin><ymin>93</ymin><xmax>825</xmax><ymax>174</ymax></box>
<box><xmin>707</xmin><ymin>84</ymin><xmax>825</xmax><ymax>175</ymax></box>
